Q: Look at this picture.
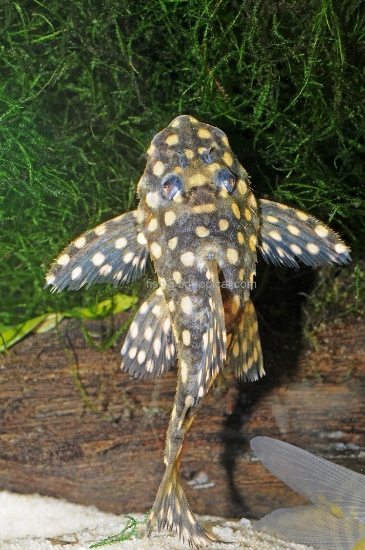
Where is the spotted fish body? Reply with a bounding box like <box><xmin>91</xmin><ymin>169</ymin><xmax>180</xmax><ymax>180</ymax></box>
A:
<box><xmin>46</xmin><ymin>115</ymin><xmax>350</xmax><ymax>547</ymax></box>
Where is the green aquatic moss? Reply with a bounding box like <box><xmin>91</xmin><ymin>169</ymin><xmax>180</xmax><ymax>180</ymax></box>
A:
<box><xmin>1</xmin><ymin>0</ymin><xmax>364</xmax><ymax>326</ymax></box>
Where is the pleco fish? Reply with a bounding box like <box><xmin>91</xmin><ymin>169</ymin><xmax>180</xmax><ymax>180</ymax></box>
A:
<box><xmin>251</xmin><ymin>436</ymin><xmax>365</xmax><ymax>550</ymax></box>
<box><xmin>45</xmin><ymin>115</ymin><xmax>351</xmax><ymax>547</ymax></box>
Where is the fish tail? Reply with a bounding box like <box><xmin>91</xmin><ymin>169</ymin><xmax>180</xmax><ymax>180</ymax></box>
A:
<box><xmin>147</xmin><ymin>458</ymin><xmax>217</xmax><ymax>547</ymax></box>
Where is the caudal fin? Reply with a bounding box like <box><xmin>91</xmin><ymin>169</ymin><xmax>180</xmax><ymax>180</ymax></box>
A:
<box><xmin>147</xmin><ymin>463</ymin><xmax>217</xmax><ymax>548</ymax></box>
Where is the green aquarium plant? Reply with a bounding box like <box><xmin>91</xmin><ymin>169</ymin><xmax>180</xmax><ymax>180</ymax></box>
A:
<box><xmin>0</xmin><ymin>0</ymin><xmax>363</xmax><ymax>338</ymax></box>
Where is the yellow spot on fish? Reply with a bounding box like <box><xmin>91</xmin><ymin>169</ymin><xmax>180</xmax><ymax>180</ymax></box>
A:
<box><xmin>245</xmin><ymin>208</ymin><xmax>252</xmax><ymax>221</ymax></box>
<box><xmin>137</xmin><ymin>232</ymin><xmax>147</xmax><ymax>245</ymax></box>
<box><xmin>306</xmin><ymin>242</ymin><xmax>320</xmax><ymax>254</ymax></box>
<box><xmin>151</xmin><ymin>242</ymin><xmax>162</xmax><ymax>259</ymax></box>
<box><xmin>223</xmin><ymin>151</ymin><xmax>233</xmax><ymax>166</ymax></box>
<box><xmin>153</xmin><ymin>337</ymin><xmax>161</xmax><ymax>356</ymax></box>
<box><xmin>158</xmin><ymin>276</ymin><xmax>166</xmax><ymax>289</ymax></box>
<box><xmin>184</xmin><ymin>148</ymin><xmax>194</xmax><ymax>159</ymax></box>
<box><xmin>335</xmin><ymin>242</ymin><xmax>348</xmax><ymax>254</ymax></box>
<box><xmin>202</xmin><ymin>332</ymin><xmax>208</xmax><ymax>349</ymax></box>
<box><xmin>128</xmin><ymin>346</ymin><xmax>137</xmax><ymax>359</ymax></box>
<box><xmin>207</xmin><ymin>162</ymin><xmax>221</xmax><ymax>173</ymax></box>
<box><xmin>173</xmin><ymin>271</ymin><xmax>182</xmax><ymax>284</ymax></box>
<box><xmin>231</xmin><ymin>294</ymin><xmax>240</xmax><ymax>315</ymax></box>
<box><xmin>180</xmin><ymin>251</ymin><xmax>195</xmax><ymax>266</ymax></box>
<box><xmin>115</xmin><ymin>237</ymin><xmax>127</xmax><ymax>249</ymax></box>
<box><xmin>45</xmin><ymin>274</ymin><xmax>56</xmax><ymax>285</ymax></box>
<box><xmin>242</xmin><ymin>338</ymin><xmax>248</xmax><ymax>354</ymax></box>
<box><xmin>239</xmin><ymin>268</ymin><xmax>244</xmax><ymax>280</ymax></box>
<box><xmin>192</xmin><ymin>203</ymin><xmax>216</xmax><ymax>214</ymax></box>
<box><xmin>226</xmin><ymin>248</ymin><xmax>239</xmax><ymax>265</ymax></box>
<box><xmin>170</xmin><ymin>117</ymin><xmax>181</xmax><ymax>128</ymax></box>
<box><xmin>168</xmin><ymin>236</ymin><xmax>178</xmax><ymax>250</ymax></box>
<box><xmin>249</xmin><ymin>234</ymin><xmax>257</xmax><ymax>251</ymax></box>
<box><xmin>219</xmin><ymin>188</ymin><xmax>229</xmax><ymax>199</ymax></box>
<box><xmin>137</xmin><ymin>350</ymin><xmax>146</xmax><ymax>364</ymax></box>
<box><xmin>74</xmin><ymin>237</ymin><xmax>86</xmax><ymax>249</ymax></box>
<box><xmin>221</xmin><ymin>135</ymin><xmax>229</xmax><ymax>147</ymax></box>
<box><xmin>237</xmin><ymin>180</ymin><xmax>247</xmax><ymax>195</ymax></box>
<box><xmin>164</xmin><ymin>210</ymin><xmax>176</xmax><ymax>226</ymax></box>
<box><xmin>144</xmin><ymin>326</ymin><xmax>153</xmax><ymax>341</ymax></box>
<box><xmin>269</xmin><ymin>230</ymin><xmax>282</xmax><ymax>242</ymax></box>
<box><xmin>296</xmin><ymin>210</ymin><xmax>309</xmax><ymax>221</ymax></box>
<box><xmin>197</xmin><ymin>128</ymin><xmax>211</xmax><ymax>139</ymax></box>
<box><xmin>92</xmin><ymin>252</ymin><xmax>105</xmax><ymax>266</ymax></box>
<box><xmin>287</xmin><ymin>224</ymin><xmax>300</xmax><ymax>236</ymax></box>
<box><xmin>248</xmin><ymin>193</ymin><xmax>257</xmax><ymax>209</ymax></box>
<box><xmin>182</xmin><ymin>330</ymin><xmax>191</xmax><ymax>346</ymax></box>
<box><xmin>99</xmin><ymin>264</ymin><xmax>112</xmax><ymax>276</ymax></box>
<box><xmin>57</xmin><ymin>254</ymin><xmax>70</xmax><ymax>266</ymax></box>
<box><xmin>314</xmin><ymin>224</ymin><xmax>329</xmax><ymax>238</ymax></box>
<box><xmin>71</xmin><ymin>266</ymin><xmax>82</xmax><ymax>280</ymax></box>
<box><xmin>152</xmin><ymin>160</ymin><xmax>165</xmax><ymax>176</ymax></box>
<box><xmin>290</xmin><ymin>243</ymin><xmax>302</xmax><ymax>255</ymax></box>
<box><xmin>232</xmin><ymin>341</ymin><xmax>239</xmax><ymax>357</ymax></box>
<box><xmin>146</xmin><ymin>143</ymin><xmax>155</xmax><ymax>156</ymax></box>
<box><xmin>188</xmin><ymin>173</ymin><xmax>208</xmax><ymax>187</ymax></box>
<box><xmin>237</xmin><ymin>231</ymin><xmax>244</xmax><ymax>244</ymax></box>
<box><xmin>181</xmin><ymin>360</ymin><xmax>188</xmax><ymax>382</ymax></box>
<box><xmin>173</xmin><ymin>193</ymin><xmax>184</xmax><ymax>204</ymax></box>
<box><xmin>147</xmin><ymin>218</ymin><xmax>158</xmax><ymax>232</ymax></box>
<box><xmin>231</xmin><ymin>203</ymin><xmax>241</xmax><ymax>219</ymax></box>
<box><xmin>146</xmin><ymin>191</ymin><xmax>160</xmax><ymax>209</ymax></box>
<box><xmin>152</xmin><ymin>304</ymin><xmax>161</xmax><ymax>316</ymax></box>
<box><xmin>181</xmin><ymin>296</ymin><xmax>193</xmax><ymax>314</ymax></box>
<box><xmin>266</xmin><ymin>215</ymin><xmax>279</xmax><ymax>224</ymax></box>
<box><xmin>219</xmin><ymin>219</ymin><xmax>229</xmax><ymax>231</ymax></box>
<box><xmin>94</xmin><ymin>224</ymin><xmax>106</xmax><ymax>236</ymax></box>
<box><xmin>195</xmin><ymin>226</ymin><xmax>210</xmax><ymax>237</ymax></box>
<box><xmin>165</xmin><ymin>134</ymin><xmax>179</xmax><ymax>146</ymax></box>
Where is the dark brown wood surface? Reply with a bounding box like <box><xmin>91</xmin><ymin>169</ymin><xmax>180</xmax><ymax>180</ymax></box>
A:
<box><xmin>1</xmin><ymin>273</ymin><xmax>364</xmax><ymax>520</ymax></box>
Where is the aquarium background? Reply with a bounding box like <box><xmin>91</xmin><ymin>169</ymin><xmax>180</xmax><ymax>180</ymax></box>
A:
<box><xmin>0</xmin><ymin>0</ymin><xmax>364</xmax><ymax>328</ymax></box>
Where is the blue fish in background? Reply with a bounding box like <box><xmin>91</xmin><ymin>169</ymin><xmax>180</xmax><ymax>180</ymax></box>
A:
<box><xmin>251</xmin><ymin>436</ymin><xmax>365</xmax><ymax>550</ymax></box>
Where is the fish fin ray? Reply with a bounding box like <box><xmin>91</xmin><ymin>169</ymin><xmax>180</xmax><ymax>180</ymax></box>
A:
<box><xmin>147</xmin><ymin>463</ymin><xmax>217</xmax><ymax>547</ymax></box>
<box><xmin>229</xmin><ymin>300</ymin><xmax>265</xmax><ymax>382</ymax></box>
<box><xmin>258</xmin><ymin>199</ymin><xmax>351</xmax><ymax>267</ymax></box>
<box><xmin>199</xmin><ymin>267</ymin><xmax>227</xmax><ymax>400</ymax></box>
<box><xmin>45</xmin><ymin>211</ymin><xmax>149</xmax><ymax>292</ymax></box>
<box><xmin>251</xmin><ymin>437</ymin><xmax>365</xmax><ymax>517</ymax></box>
<box><xmin>121</xmin><ymin>288</ymin><xmax>176</xmax><ymax>378</ymax></box>
<box><xmin>255</xmin><ymin>505</ymin><xmax>365</xmax><ymax>549</ymax></box>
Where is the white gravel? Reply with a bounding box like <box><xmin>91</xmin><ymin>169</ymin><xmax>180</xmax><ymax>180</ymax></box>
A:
<box><xmin>0</xmin><ymin>491</ymin><xmax>313</xmax><ymax>550</ymax></box>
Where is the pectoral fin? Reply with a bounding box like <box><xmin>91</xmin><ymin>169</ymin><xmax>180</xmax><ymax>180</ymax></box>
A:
<box><xmin>258</xmin><ymin>199</ymin><xmax>351</xmax><ymax>267</ymax></box>
<box><xmin>45</xmin><ymin>210</ymin><xmax>149</xmax><ymax>292</ymax></box>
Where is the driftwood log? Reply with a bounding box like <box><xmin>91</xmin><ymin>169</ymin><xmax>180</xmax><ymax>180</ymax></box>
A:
<box><xmin>1</xmin><ymin>264</ymin><xmax>364</xmax><ymax>519</ymax></box>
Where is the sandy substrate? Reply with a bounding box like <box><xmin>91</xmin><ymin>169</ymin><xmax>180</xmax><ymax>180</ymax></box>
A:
<box><xmin>0</xmin><ymin>491</ymin><xmax>313</xmax><ymax>550</ymax></box>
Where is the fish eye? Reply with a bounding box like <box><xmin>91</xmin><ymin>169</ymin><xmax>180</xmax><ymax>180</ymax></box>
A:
<box><xmin>160</xmin><ymin>174</ymin><xmax>182</xmax><ymax>200</ymax></box>
<box><xmin>216</xmin><ymin>168</ymin><xmax>236</xmax><ymax>193</ymax></box>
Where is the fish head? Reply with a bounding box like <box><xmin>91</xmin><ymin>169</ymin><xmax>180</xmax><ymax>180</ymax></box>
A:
<box><xmin>137</xmin><ymin>115</ymin><xmax>259</xmax><ymax>300</ymax></box>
